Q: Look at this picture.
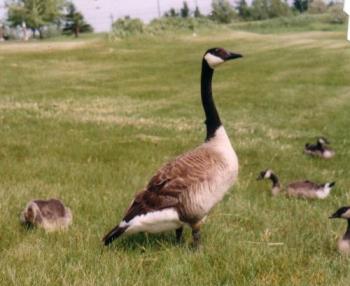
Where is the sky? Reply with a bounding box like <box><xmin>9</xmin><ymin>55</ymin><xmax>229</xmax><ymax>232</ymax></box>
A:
<box><xmin>0</xmin><ymin>0</ymin><xmax>214</xmax><ymax>32</ymax></box>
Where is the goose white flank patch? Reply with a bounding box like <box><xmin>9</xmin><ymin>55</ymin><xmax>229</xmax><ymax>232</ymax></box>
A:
<box><xmin>102</xmin><ymin>48</ymin><xmax>243</xmax><ymax>248</ymax></box>
<box><xmin>330</xmin><ymin>206</ymin><xmax>350</xmax><ymax>255</ymax></box>
<box><xmin>20</xmin><ymin>199</ymin><xmax>72</xmax><ymax>232</ymax></box>
<box><xmin>257</xmin><ymin>169</ymin><xmax>335</xmax><ymax>199</ymax></box>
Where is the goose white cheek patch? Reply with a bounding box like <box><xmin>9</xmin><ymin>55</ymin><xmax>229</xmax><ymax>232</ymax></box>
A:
<box><xmin>204</xmin><ymin>53</ymin><xmax>224</xmax><ymax>69</ymax></box>
<box><xmin>264</xmin><ymin>170</ymin><xmax>272</xmax><ymax>178</ymax></box>
<box><xmin>342</xmin><ymin>209</ymin><xmax>350</xmax><ymax>219</ymax></box>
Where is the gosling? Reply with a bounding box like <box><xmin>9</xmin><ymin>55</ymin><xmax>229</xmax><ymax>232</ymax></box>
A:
<box><xmin>304</xmin><ymin>137</ymin><xmax>335</xmax><ymax>159</ymax></box>
<box><xmin>20</xmin><ymin>199</ymin><xmax>72</xmax><ymax>232</ymax></box>
<box><xmin>329</xmin><ymin>206</ymin><xmax>350</xmax><ymax>255</ymax></box>
<box><xmin>257</xmin><ymin>169</ymin><xmax>335</xmax><ymax>199</ymax></box>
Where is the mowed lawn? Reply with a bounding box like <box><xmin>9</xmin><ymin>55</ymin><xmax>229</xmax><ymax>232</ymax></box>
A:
<box><xmin>0</xmin><ymin>30</ymin><xmax>350</xmax><ymax>285</ymax></box>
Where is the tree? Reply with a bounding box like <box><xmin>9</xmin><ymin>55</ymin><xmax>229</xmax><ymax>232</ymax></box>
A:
<box><xmin>237</xmin><ymin>0</ymin><xmax>251</xmax><ymax>20</ymax></box>
<box><xmin>0</xmin><ymin>22</ymin><xmax>5</xmax><ymax>41</ymax></box>
<box><xmin>180</xmin><ymin>1</ymin><xmax>190</xmax><ymax>18</ymax></box>
<box><xmin>293</xmin><ymin>0</ymin><xmax>308</xmax><ymax>13</ymax></box>
<box><xmin>211</xmin><ymin>0</ymin><xmax>236</xmax><ymax>23</ymax></box>
<box><xmin>7</xmin><ymin>0</ymin><xmax>65</xmax><ymax>38</ymax></box>
<box><xmin>269</xmin><ymin>0</ymin><xmax>290</xmax><ymax>18</ymax></box>
<box><xmin>63</xmin><ymin>2</ymin><xmax>92</xmax><ymax>37</ymax></box>
<box><xmin>327</xmin><ymin>3</ymin><xmax>347</xmax><ymax>24</ymax></box>
<box><xmin>251</xmin><ymin>0</ymin><xmax>269</xmax><ymax>20</ymax></box>
<box><xmin>164</xmin><ymin>8</ymin><xmax>179</xmax><ymax>17</ymax></box>
<box><xmin>194</xmin><ymin>6</ymin><xmax>202</xmax><ymax>17</ymax></box>
<box><xmin>308</xmin><ymin>0</ymin><xmax>327</xmax><ymax>14</ymax></box>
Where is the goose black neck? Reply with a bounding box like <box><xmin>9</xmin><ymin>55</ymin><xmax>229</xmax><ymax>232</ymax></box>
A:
<box><xmin>201</xmin><ymin>59</ymin><xmax>222</xmax><ymax>141</ymax></box>
<box><xmin>316</xmin><ymin>142</ymin><xmax>324</xmax><ymax>150</ymax></box>
<box><xmin>344</xmin><ymin>220</ymin><xmax>350</xmax><ymax>240</ymax></box>
<box><xmin>270</xmin><ymin>173</ymin><xmax>280</xmax><ymax>188</ymax></box>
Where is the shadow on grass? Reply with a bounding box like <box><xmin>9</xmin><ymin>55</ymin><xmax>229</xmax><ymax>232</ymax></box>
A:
<box><xmin>101</xmin><ymin>231</ymin><xmax>190</xmax><ymax>252</ymax></box>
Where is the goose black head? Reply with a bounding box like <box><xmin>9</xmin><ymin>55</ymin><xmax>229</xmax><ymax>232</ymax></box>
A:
<box><xmin>317</xmin><ymin>137</ymin><xmax>330</xmax><ymax>146</ymax></box>
<box><xmin>329</xmin><ymin>206</ymin><xmax>350</xmax><ymax>219</ymax></box>
<box><xmin>204</xmin><ymin>47</ymin><xmax>242</xmax><ymax>69</ymax></box>
<box><xmin>257</xmin><ymin>169</ymin><xmax>273</xmax><ymax>180</ymax></box>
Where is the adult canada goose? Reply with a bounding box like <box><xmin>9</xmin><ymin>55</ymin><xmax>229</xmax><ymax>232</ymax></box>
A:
<box><xmin>20</xmin><ymin>199</ymin><xmax>72</xmax><ymax>232</ymax></box>
<box><xmin>304</xmin><ymin>137</ymin><xmax>335</xmax><ymax>159</ymax></box>
<box><xmin>102</xmin><ymin>48</ymin><xmax>242</xmax><ymax>247</ymax></box>
<box><xmin>257</xmin><ymin>169</ymin><xmax>335</xmax><ymax>199</ymax></box>
<box><xmin>329</xmin><ymin>206</ymin><xmax>350</xmax><ymax>255</ymax></box>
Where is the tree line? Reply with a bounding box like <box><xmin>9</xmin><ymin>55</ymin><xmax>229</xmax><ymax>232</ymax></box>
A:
<box><xmin>1</xmin><ymin>0</ymin><xmax>92</xmax><ymax>39</ymax></box>
<box><xmin>164</xmin><ymin>0</ymin><xmax>344</xmax><ymax>23</ymax></box>
<box><xmin>0</xmin><ymin>0</ymin><xmax>346</xmax><ymax>41</ymax></box>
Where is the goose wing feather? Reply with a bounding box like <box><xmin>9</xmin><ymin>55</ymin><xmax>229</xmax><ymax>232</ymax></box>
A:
<box><xmin>288</xmin><ymin>180</ymin><xmax>320</xmax><ymax>190</ymax></box>
<box><xmin>35</xmin><ymin>199</ymin><xmax>66</xmax><ymax>219</ymax></box>
<box><xmin>122</xmin><ymin>146</ymin><xmax>223</xmax><ymax>222</ymax></box>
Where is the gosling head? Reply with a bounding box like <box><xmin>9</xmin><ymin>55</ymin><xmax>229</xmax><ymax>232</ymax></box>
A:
<box><xmin>204</xmin><ymin>47</ymin><xmax>242</xmax><ymax>69</ymax></box>
<box><xmin>257</xmin><ymin>169</ymin><xmax>273</xmax><ymax>180</ymax></box>
<box><xmin>329</xmin><ymin>206</ymin><xmax>350</xmax><ymax>220</ymax></box>
<box><xmin>20</xmin><ymin>201</ymin><xmax>41</xmax><ymax>227</ymax></box>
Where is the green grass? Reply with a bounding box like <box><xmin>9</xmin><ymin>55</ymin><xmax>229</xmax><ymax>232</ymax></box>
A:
<box><xmin>0</xmin><ymin>27</ymin><xmax>350</xmax><ymax>285</ymax></box>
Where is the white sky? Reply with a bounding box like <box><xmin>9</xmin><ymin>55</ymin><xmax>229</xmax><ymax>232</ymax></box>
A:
<box><xmin>0</xmin><ymin>0</ymin><xmax>214</xmax><ymax>32</ymax></box>
<box><xmin>74</xmin><ymin>0</ymin><xmax>213</xmax><ymax>31</ymax></box>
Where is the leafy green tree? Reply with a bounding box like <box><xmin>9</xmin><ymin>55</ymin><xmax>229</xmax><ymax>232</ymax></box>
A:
<box><xmin>194</xmin><ymin>6</ymin><xmax>202</xmax><ymax>17</ymax></box>
<box><xmin>269</xmin><ymin>0</ymin><xmax>290</xmax><ymax>18</ymax></box>
<box><xmin>63</xmin><ymin>2</ymin><xmax>92</xmax><ymax>37</ymax></box>
<box><xmin>293</xmin><ymin>0</ymin><xmax>308</xmax><ymax>13</ymax></box>
<box><xmin>7</xmin><ymin>0</ymin><xmax>65</xmax><ymax>38</ymax></box>
<box><xmin>180</xmin><ymin>1</ymin><xmax>190</xmax><ymax>18</ymax></box>
<box><xmin>251</xmin><ymin>0</ymin><xmax>269</xmax><ymax>20</ymax></box>
<box><xmin>211</xmin><ymin>0</ymin><xmax>236</xmax><ymax>23</ymax></box>
<box><xmin>237</xmin><ymin>0</ymin><xmax>251</xmax><ymax>20</ymax></box>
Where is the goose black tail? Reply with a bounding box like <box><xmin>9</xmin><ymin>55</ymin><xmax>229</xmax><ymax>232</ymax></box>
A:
<box><xmin>102</xmin><ymin>225</ymin><xmax>127</xmax><ymax>246</ymax></box>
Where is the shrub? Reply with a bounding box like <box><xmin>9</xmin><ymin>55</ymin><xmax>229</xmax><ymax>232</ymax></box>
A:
<box><xmin>308</xmin><ymin>0</ymin><xmax>327</xmax><ymax>14</ymax></box>
<box><xmin>111</xmin><ymin>17</ymin><xmax>144</xmax><ymax>38</ymax></box>
<box><xmin>41</xmin><ymin>24</ymin><xmax>62</xmax><ymax>38</ymax></box>
<box><xmin>269</xmin><ymin>0</ymin><xmax>291</xmax><ymax>18</ymax></box>
<box><xmin>147</xmin><ymin>17</ymin><xmax>216</xmax><ymax>35</ymax></box>
<box><xmin>327</xmin><ymin>4</ymin><xmax>347</xmax><ymax>24</ymax></box>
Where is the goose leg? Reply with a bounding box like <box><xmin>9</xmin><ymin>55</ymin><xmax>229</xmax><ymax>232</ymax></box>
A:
<box><xmin>175</xmin><ymin>227</ymin><xmax>183</xmax><ymax>243</ymax></box>
<box><xmin>190</xmin><ymin>220</ymin><xmax>204</xmax><ymax>249</ymax></box>
<box><xmin>191</xmin><ymin>228</ymin><xmax>201</xmax><ymax>249</ymax></box>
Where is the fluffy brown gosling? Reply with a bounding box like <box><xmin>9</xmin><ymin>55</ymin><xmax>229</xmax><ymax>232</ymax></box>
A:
<box><xmin>20</xmin><ymin>199</ymin><xmax>72</xmax><ymax>232</ymax></box>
